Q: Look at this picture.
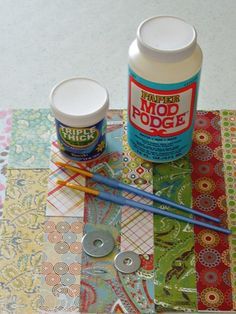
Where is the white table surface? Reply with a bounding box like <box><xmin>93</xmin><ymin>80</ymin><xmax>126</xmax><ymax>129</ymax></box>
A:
<box><xmin>0</xmin><ymin>0</ymin><xmax>235</xmax><ymax>111</ymax></box>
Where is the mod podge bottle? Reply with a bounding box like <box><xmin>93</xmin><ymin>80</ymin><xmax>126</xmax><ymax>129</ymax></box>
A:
<box><xmin>127</xmin><ymin>16</ymin><xmax>203</xmax><ymax>162</ymax></box>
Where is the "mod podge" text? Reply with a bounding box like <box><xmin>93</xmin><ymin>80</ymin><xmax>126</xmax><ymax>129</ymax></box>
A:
<box><xmin>131</xmin><ymin>90</ymin><xmax>188</xmax><ymax>133</ymax></box>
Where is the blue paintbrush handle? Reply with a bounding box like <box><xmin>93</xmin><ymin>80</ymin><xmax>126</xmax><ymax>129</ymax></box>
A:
<box><xmin>93</xmin><ymin>173</ymin><xmax>120</xmax><ymax>188</ymax></box>
<box><xmin>93</xmin><ymin>173</ymin><xmax>220</xmax><ymax>223</ymax></box>
<box><xmin>98</xmin><ymin>190</ymin><xmax>231</xmax><ymax>235</ymax></box>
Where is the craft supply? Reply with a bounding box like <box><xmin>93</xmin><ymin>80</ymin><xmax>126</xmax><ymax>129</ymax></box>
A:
<box><xmin>55</xmin><ymin>162</ymin><xmax>220</xmax><ymax>223</ymax></box>
<box><xmin>50</xmin><ymin>77</ymin><xmax>109</xmax><ymax>162</ymax></box>
<box><xmin>128</xmin><ymin>16</ymin><xmax>203</xmax><ymax>162</ymax></box>
<box><xmin>82</xmin><ymin>230</ymin><xmax>115</xmax><ymax>257</ymax></box>
<box><xmin>57</xmin><ymin>180</ymin><xmax>231</xmax><ymax>235</ymax></box>
<box><xmin>114</xmin><ymin>251</ymin><xmax>141</xmax><ymax>274</ymax></box>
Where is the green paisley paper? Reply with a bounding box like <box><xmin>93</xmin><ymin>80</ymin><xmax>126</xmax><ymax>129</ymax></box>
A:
<box><xmin>153</xmin><ymin>156</ymin><xmax>197</xmax><ymax>312</ymax></box>
<box><xmin>8</xmin><ymin>109</ymin><xmax>54</xmax><ymax>169</ymax></box>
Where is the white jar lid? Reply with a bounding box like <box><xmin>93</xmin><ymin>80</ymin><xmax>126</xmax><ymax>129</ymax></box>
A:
<box><xmin>50</xmin><ymin>77</ymin><xmax>109</xmax><ymax>127</ymax></box>
<box><xmin>137</xmin><ymin>16</ymin><xmax>197</xmax><ymax>61</ymax></box>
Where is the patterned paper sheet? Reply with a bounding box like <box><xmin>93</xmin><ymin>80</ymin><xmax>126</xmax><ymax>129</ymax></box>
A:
<box><xmin>221</xmin><ymin>110</ymin><xmax>236</xmax><ymax>308</ymax></box>
<box><xmin>80</xmin><ymin>223</ymin><xmax>154</xmax><ymax>314</ymax></box>
<box><xmin>190</xmin><ymin>111</ymin><xmax>233</xmax><ymax>311</ymax></box>
<box><xmin>46</xmin><ymin>139</ymin><xmax>85</xmax><ymax>217</ymax></box>
<box><xmin>0</xmin><ymin>108</ymin><xmax>236</xmax><ymax>313</ymax></box>
<box><xmin>84</xmin><ymin>113</ymin><xmax>123</xmax><ymax>226</ymax></box>
<box><xmin>121</xmin><ymin>111</ymin><xmax>153</xmax><ymax>255</ymax></box>
<box><xmin>0</xmin><ymin>169</ymin><xmax>49</xmax><ymax>314</ymax></box>
<box><xmin>0</xmin><ymin>109</ymin><xmax>12</xmax><ymax>215</ymax></box>
<box><xmin>40</xmin><ymin>217</ymin><xmax>83</xmax><ymax>312</ymax></box>
<box><xmin>8</xmin><ymin>109</ymin><xmax>54</xmax><ymax>169</ymax></box>
<box><xmin>153</xmin><ymin>156</ymin><xmax>196</xmax><ymax>312</ymax></box>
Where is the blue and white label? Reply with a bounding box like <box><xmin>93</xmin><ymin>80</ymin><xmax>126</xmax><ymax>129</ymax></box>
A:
<box><xmin>56</xmin><ymin>118</ymin><xmax>107</xmax><ymax>162</ymax></box>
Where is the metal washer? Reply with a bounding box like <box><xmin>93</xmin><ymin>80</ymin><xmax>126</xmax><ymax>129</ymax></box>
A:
<box><xmin>114</xmin><ymin>251</ymin><xmax>141</xmax><ymax>274</ymax></box>
<box><xmin>82</xmin><ymin>230</ymin><xmax>115</xmax><ymax>257</ymax></box>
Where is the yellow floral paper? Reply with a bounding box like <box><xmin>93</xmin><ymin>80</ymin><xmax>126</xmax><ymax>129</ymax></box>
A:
<box><xmin>0</xmin><ymin>169</ymin><xmax>49</xmax><ymax>314</ymax></box>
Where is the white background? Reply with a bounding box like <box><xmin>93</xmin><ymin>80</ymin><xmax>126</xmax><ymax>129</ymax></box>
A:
<box><xmin>0</xmin><ymin>0</ymin><xmax>235</xmax><ymax>110</ymax></box>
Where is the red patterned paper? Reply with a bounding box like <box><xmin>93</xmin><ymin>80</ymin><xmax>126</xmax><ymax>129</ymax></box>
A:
<box><xmin>190</xmin><ymin>111</ymin><xmax>233</xmax><ymax>311</ymax></box>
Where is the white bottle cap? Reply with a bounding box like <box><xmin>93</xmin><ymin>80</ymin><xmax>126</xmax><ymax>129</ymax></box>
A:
<box><xmin>50</xmin><ymin>77</ymin><xmax>109</xmax><ymax>127</ymax></box>
<box><xmin>137</xmin><ymin>16</ymin><xmax>197</xmax><ymax>61</ymax></box>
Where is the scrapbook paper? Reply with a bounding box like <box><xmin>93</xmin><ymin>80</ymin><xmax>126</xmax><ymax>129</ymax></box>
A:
<box><xmin>81</xmin><ymin>112</ymin><xmax>155</xmax><ymax>313</ymax></box>
<box><xmin>8</xmin><ymin>109</ymin><xmax>54</xmax><ymax>169</ymax></box>
<box><xmin>80</xmin><ymin>223</ymin><xmax>154</xmax><ymax>314</ymax></box>
<box><xmin>153</xmin><ymin>156</ymin><xmax>197</xmax><ymax>312</ymax></box>
<box><xmin>0</xmin><ymin>169</ymin><xmax>49</xmax><ymax>314</ymax></box>
<box><xmin>0</xmin><ymin>110</ymin><xmax>12</xmax><ymax>149</ymax></box>
<box><xmin>121</xmin><ymin>187</ymin><xmax>153</xmax><ymax>254</ymax></box>
<box><xmin>0</xmin><ymin>109</ymin><xmax>12</xmax><ymax>215</ymax></box>
<box><xmin>190</xmin><ymin>111</ymin><xmax>233</xmax><ymax>311</ymax></box>
<box><xmin>0</xmin><ymin>108</ymin><xmax>236</xmax><ymax>313</ymax></box>
<box><xmin>221</xmin><ymin>110</ymin><xmax>236</xmax><ymax>309</ymax></box>
<box><xmin>84</xmin><ymin>121</ymin><xmax>123</xmax><ymax>225</ymax></box>
<box><xmin>80</xmin><ymin>224</ymin><xmax>121</xmax><ymax>313</ymax></box>
<box><xmin>121</xmin><ymin>111</ymin><xmax>153</xmax><ymax>255</ymax></box>
<box><xmin>40</xmin><ymin>217</ymin><xmax>83</xmax><ymax>312</ymax></box>
<box><xmin>46</xmin><ymin>140</ymin><xmax>85</xmax><ymax>217</ymax></box>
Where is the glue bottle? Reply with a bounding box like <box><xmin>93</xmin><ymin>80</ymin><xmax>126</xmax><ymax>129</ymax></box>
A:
<box><xmin>127</xmin><ymin>16</ymin><xmax>203</xmax><ymax>162</ymax></box>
